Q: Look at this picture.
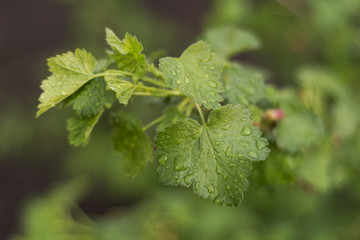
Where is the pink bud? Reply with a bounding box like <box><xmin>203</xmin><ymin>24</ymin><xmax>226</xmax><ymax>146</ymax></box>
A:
<box><xmin>263</xmin><ymin>109</ymin><xmax>284</xmax><ymax>121</ymax></box>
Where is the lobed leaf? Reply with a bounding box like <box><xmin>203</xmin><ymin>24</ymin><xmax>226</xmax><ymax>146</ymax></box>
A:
<box><xmin>106</xmin><ymin>28</ymin><xmax>147</xmax><ymax>80</ymax></box>
<box><xmin>155</xmin><ymin>104</ymin><xmax>269</xmax><ymax>206</ymax></box>
<box><xmin>104</xmin><ymin>75</ymin><xmax>136</xmax><ymax>105</ymax></box>
<box><xmin>67</xmin><ymin>110</ymin><xmax>103</xmax><ymax>147</ymax></box>
<box><xmin>71</xmin><ymin>78</ymin><xmax>115</xmax><ymax>116</ymax></box>
<box><xmin>204</xmin><ymin>26</ymin><xmax>261</xmax><ymax>59</ymax></box>
<box><xmin>37</xmin><ymin>49</ymin><xmax>96</xmax><ymax>117</ymax></box>
<box><xmin>159</xmin><ymin>41</ymin><xmax>224</xmax><ymax>110</ymax></box>
<box><xmin>223</xmin><ymin>65</ymin><xmax>266</xmax><ymax>105</ymax></box>
<box><xmin>111</xmin><ymin>112</ymin><xmax>154</xmax><ymax>177</ymax></box>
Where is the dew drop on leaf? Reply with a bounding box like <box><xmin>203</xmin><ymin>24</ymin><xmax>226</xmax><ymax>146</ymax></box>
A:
<box><xmin>226</xmin><ymin>146</ymin><xmax>233</xmax><ymax>157</ymax></box>
<box><xmin>158</xmin><ymin>155</ymin><xmax>168</xmax><ymax>165</ymax></box>
<box><xmin>208</xmin><ymin>80</ymin><xmax>218</xmax><ymax>88</ymax></box>
<box><xmin>247</xmin><ymin>150</ymin><xmax>258</xmax><ymax>158</ymax></box>
<box><xmin>256</xmin><ymin>139</ymin><xmax>267</xmax><ymax>150</ymax></box>
<box><xmin>213</xmin><ymin>197</ymin><xmax>222</xmax><ymax>205</ymax></box>
<box><xmin>241</xmin><ymin>125</ymin><xmax>252</xmax><ymax>136</ymax></box>
<box><xmin>184</xmin><ymin>175</ymin><xmax>193</xmax><ymax>185</ymax></box>
<box><xmin>207</xmin><ymin>185</ymin><xmax>215</xmax><ymax>193</ymax></box>
<box><xmin>239</xmin><ymin>141</ymin><xmax>250</xmax><ymax>148</ymax></box>
<box><xmin>195</xmin><ymin>181</ymin><xmax>200</xmax><ymax>191</ymax></box>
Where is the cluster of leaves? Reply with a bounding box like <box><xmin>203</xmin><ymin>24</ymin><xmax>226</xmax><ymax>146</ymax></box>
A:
<box><xmin>37</xmin><ymin>26</ymin><xmax>273</xmax><ymax>206</ymax></box>
<box><xmin>36</xmin><ymin>22</ymin><xmax>360</xmax><ymax>205</ymax></box>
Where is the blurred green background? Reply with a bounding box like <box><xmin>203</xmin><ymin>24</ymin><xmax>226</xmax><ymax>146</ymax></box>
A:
<box><xmin>0</xmin><ymin>0</ymin><xmax>360</xmax><ymax>239</ymax></box>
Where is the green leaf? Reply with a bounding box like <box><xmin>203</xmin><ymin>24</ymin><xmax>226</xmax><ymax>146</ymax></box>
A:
<box><xmin>159</xmin><ymin>41</ymin><xmax>224</xmax><ymax>110</ymax></box>
<box><xmin>252</xmin><ymin>145</ymin><xmax>298</xmax><ymax>185</ymax></box>
<box><xmin>106</xmin><ymin>28</ymin><xmax>147</xmax><ymax>80</ymax></box>
<box><xmin>204</xmin><ymin>26</ymin><xmax>261</xmax><ymax>59</ymax></box>
<box><xmin>156</xmin><ymin>106</ymin><xmax>184</xmax><ymax>132</ymax></box>
<box><xmin>112</xmin><ymin>112</ymin><xmax>154</xmax><ymax>177</ymax></box>
<box><xmin>155</xmin><ymin>104</ymin><xmax>269</xmax><ymax>206</ymax></box>
<box><xmin>70</xmin><ymin>78</ymin><xmax>116</xmax><ymax>116</ymax></box>
<box><xmin>67</xmin><ymin>110</ymin><xmax>103</xmax><ymax>147</ymax></box>
<box><xmin>275</xmin><ymin>111</ymin><xmax>325</xmax><ymax>153</ymax></box>
<box><xmin>224</xmin><ymin>65</ymin><xmax>266</xmax><ymax>105</ymax></box>
<box><xmin>297</xmin><ymin>141</ymin><xmax>333</xmax><ymax>191</ymax></box>
<box><xmin>16</xmin><ymin>180</ymin><xmax>95</xmax><ymax>240</ymax></box>
<box><xmin>104</xmin><ymin>75</ymin><xmax>136</xmax><ymax>105</ymax></box>
<box><xmin>37</xmin><ymin>49</ymin><xmax>96</xmax><ymax>117</ymax></box>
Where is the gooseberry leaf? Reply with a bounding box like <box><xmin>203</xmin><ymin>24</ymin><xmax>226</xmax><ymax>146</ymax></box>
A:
<box><xmin>70</xmin><ymin>78</ymin><xmax>115</xmax><ymax>116</ymax></box>
<box><xmin>104</xmin><ymin>75</ymin><xmax>136</xmax><ymax>105</ymax></box>
<box><xmin>159</xmin><ymin>41</ymin><xmax>224</xmax><ymax>110</ymax></box>
<box><xmin>224</xmin><ymin>65</ymin><xmax>266</xmax><ymax>105</ymax></box>
<box><xmin>204</xmin><ymin>26</ymin><xmax>261</xmax><ymax>59</ymax></box>
<box><xmin>111</xmin><ymin>112</ymin><xmax>154</xmax><ymax>177</ymax></box>
<box><xmin>155</xmin><ymin>104</ymin><xmax>269</xmax><ymax>206</ymax></box>
<box><xmin>67</xmin><ymin>110</ymin><xmax>103</xmax><ymax>147</ymax></box>
<box><xmin>37</xmin><ymin>49</ymin><xmax>96</xmax><ymax>117</ymax></box>
<box><xmin>106</xmin><ymin>28</ymin><xmax>147</xmax><ymax>81</ymax></box>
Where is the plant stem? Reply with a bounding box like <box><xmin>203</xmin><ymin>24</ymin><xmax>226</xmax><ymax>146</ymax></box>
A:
<box><xmin>178</xmin><ymin>98</ymin><xmax>191</xmax><ymax>112</ymax></box>
<box><xmin>195</xmin><ymin>103</ymin><xmax>206</xmax><ymax>125</ymax></box>
<box><xmin>142</xmin><ymin>76</ymin><xmax>169</xmax><ymax>88</ymax></box>
<box><xmin>133</xmin><ymin>89</ymin><xmax>185</xmax><ymax>97</ymax></box>
<box><xmin>185</xmin><ymin>102</ymin><xmax>195</xmax><ymax>117</ymax></box>
<box><xmin>95</xmin><ymin>70</ymin><xmax>132</xmax><ymax>77</ymax></box>
<box><xmin>148</xmin><ymin>64</ymin><xmax>164</xmax><ymax>78</ymax></box>
<box><xmin>142</xmin><ymin>115</ymin><xmax>165</xmax><ymax>131</ymax></box>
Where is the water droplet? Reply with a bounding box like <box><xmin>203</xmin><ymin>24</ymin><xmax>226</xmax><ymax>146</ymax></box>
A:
<box><xmin>205</xmin><ymin>74</ymin><xmax>210</xmax><ymax>79</ymax></box>
<box><xmin>213</xmin><ymin>197</ymin><xmax>223</xmax><ymax>205</ymax></box>
<box><xmin>256</xmin><ymin>139</ymin><xmax>267</xmax><ymax>150</ymax></box>
<box><xmin>241</xmin><ymin>125</ymin><xmax>252</xmax><ymax>136</ymax></box>
<box><xmin>195</xmin><ymin>182</ymin><xmax>200</xmax><ymax>191</ymax></box>
<box><xmin>184</xmin><ymin>176</ymin><xmax>192</xmax><ymax>185</ymax></box>
<box><xmin>239</xmin><ymin>141</ymin><xmax>250</xmax><ymax>148</ymax></box>
<box><xmin>201</xmin><ymin>56</ymin><xmax>212</xmax><ymax>62</ymax></box>
<box><xmin>171</xmin><ymin>70</ymin><xmax>176</xmax><ymax>76</ymax></box>
<box><xmin>60</xmin><ymin>91</ymin><xmax>66</xmax><ymax>95</ymax></box>
<box><xmin>105</xmin><ymin>102</ymin><xmax>112</xmax><ymax>108</ymax></box>
<box><xmin>174</xmin><ymin>160</ymin><xmax>188</xmax><ymax>171</ymax></box>
<box><xmin>185</xmin><ymin>78</ymin><xmax>190</xmax><ymax>84</ymax></box>
<box><xmin>158</xmin><ymin>155</ymin><xmax>168</xmax><ymax>165</ymax></box>
<box><xmin>176</xmin><ymin>79</ymin><xmax>181</xmax><ymax>84</ymax></box>
<box><xmin>221</xmin><ymin>125</ymin><xmax>231</xmax><ymax>130</ymax></box>
<box><xmin>248</xmin><ymin>151</ymin><xmax>258</xmax><ymax>158</ymax></box>
<box><xmin>207</xmin><ymin>185</ymin><xmax>215</xmax><ymax>193</ymax></box>
<box><xmin>215</xmin><ymin>141</ymin><xmax>223</xmax><ymax>146</ymax></box>
<box><xmin>226</xmin><ymin>146</ymin><xmax>233</xmax><ymax>157</ymax></box>
<box><xmin>208</xmin><ymin>80</ymin><xmax>218</xmax><ymax>88</ymax></box>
